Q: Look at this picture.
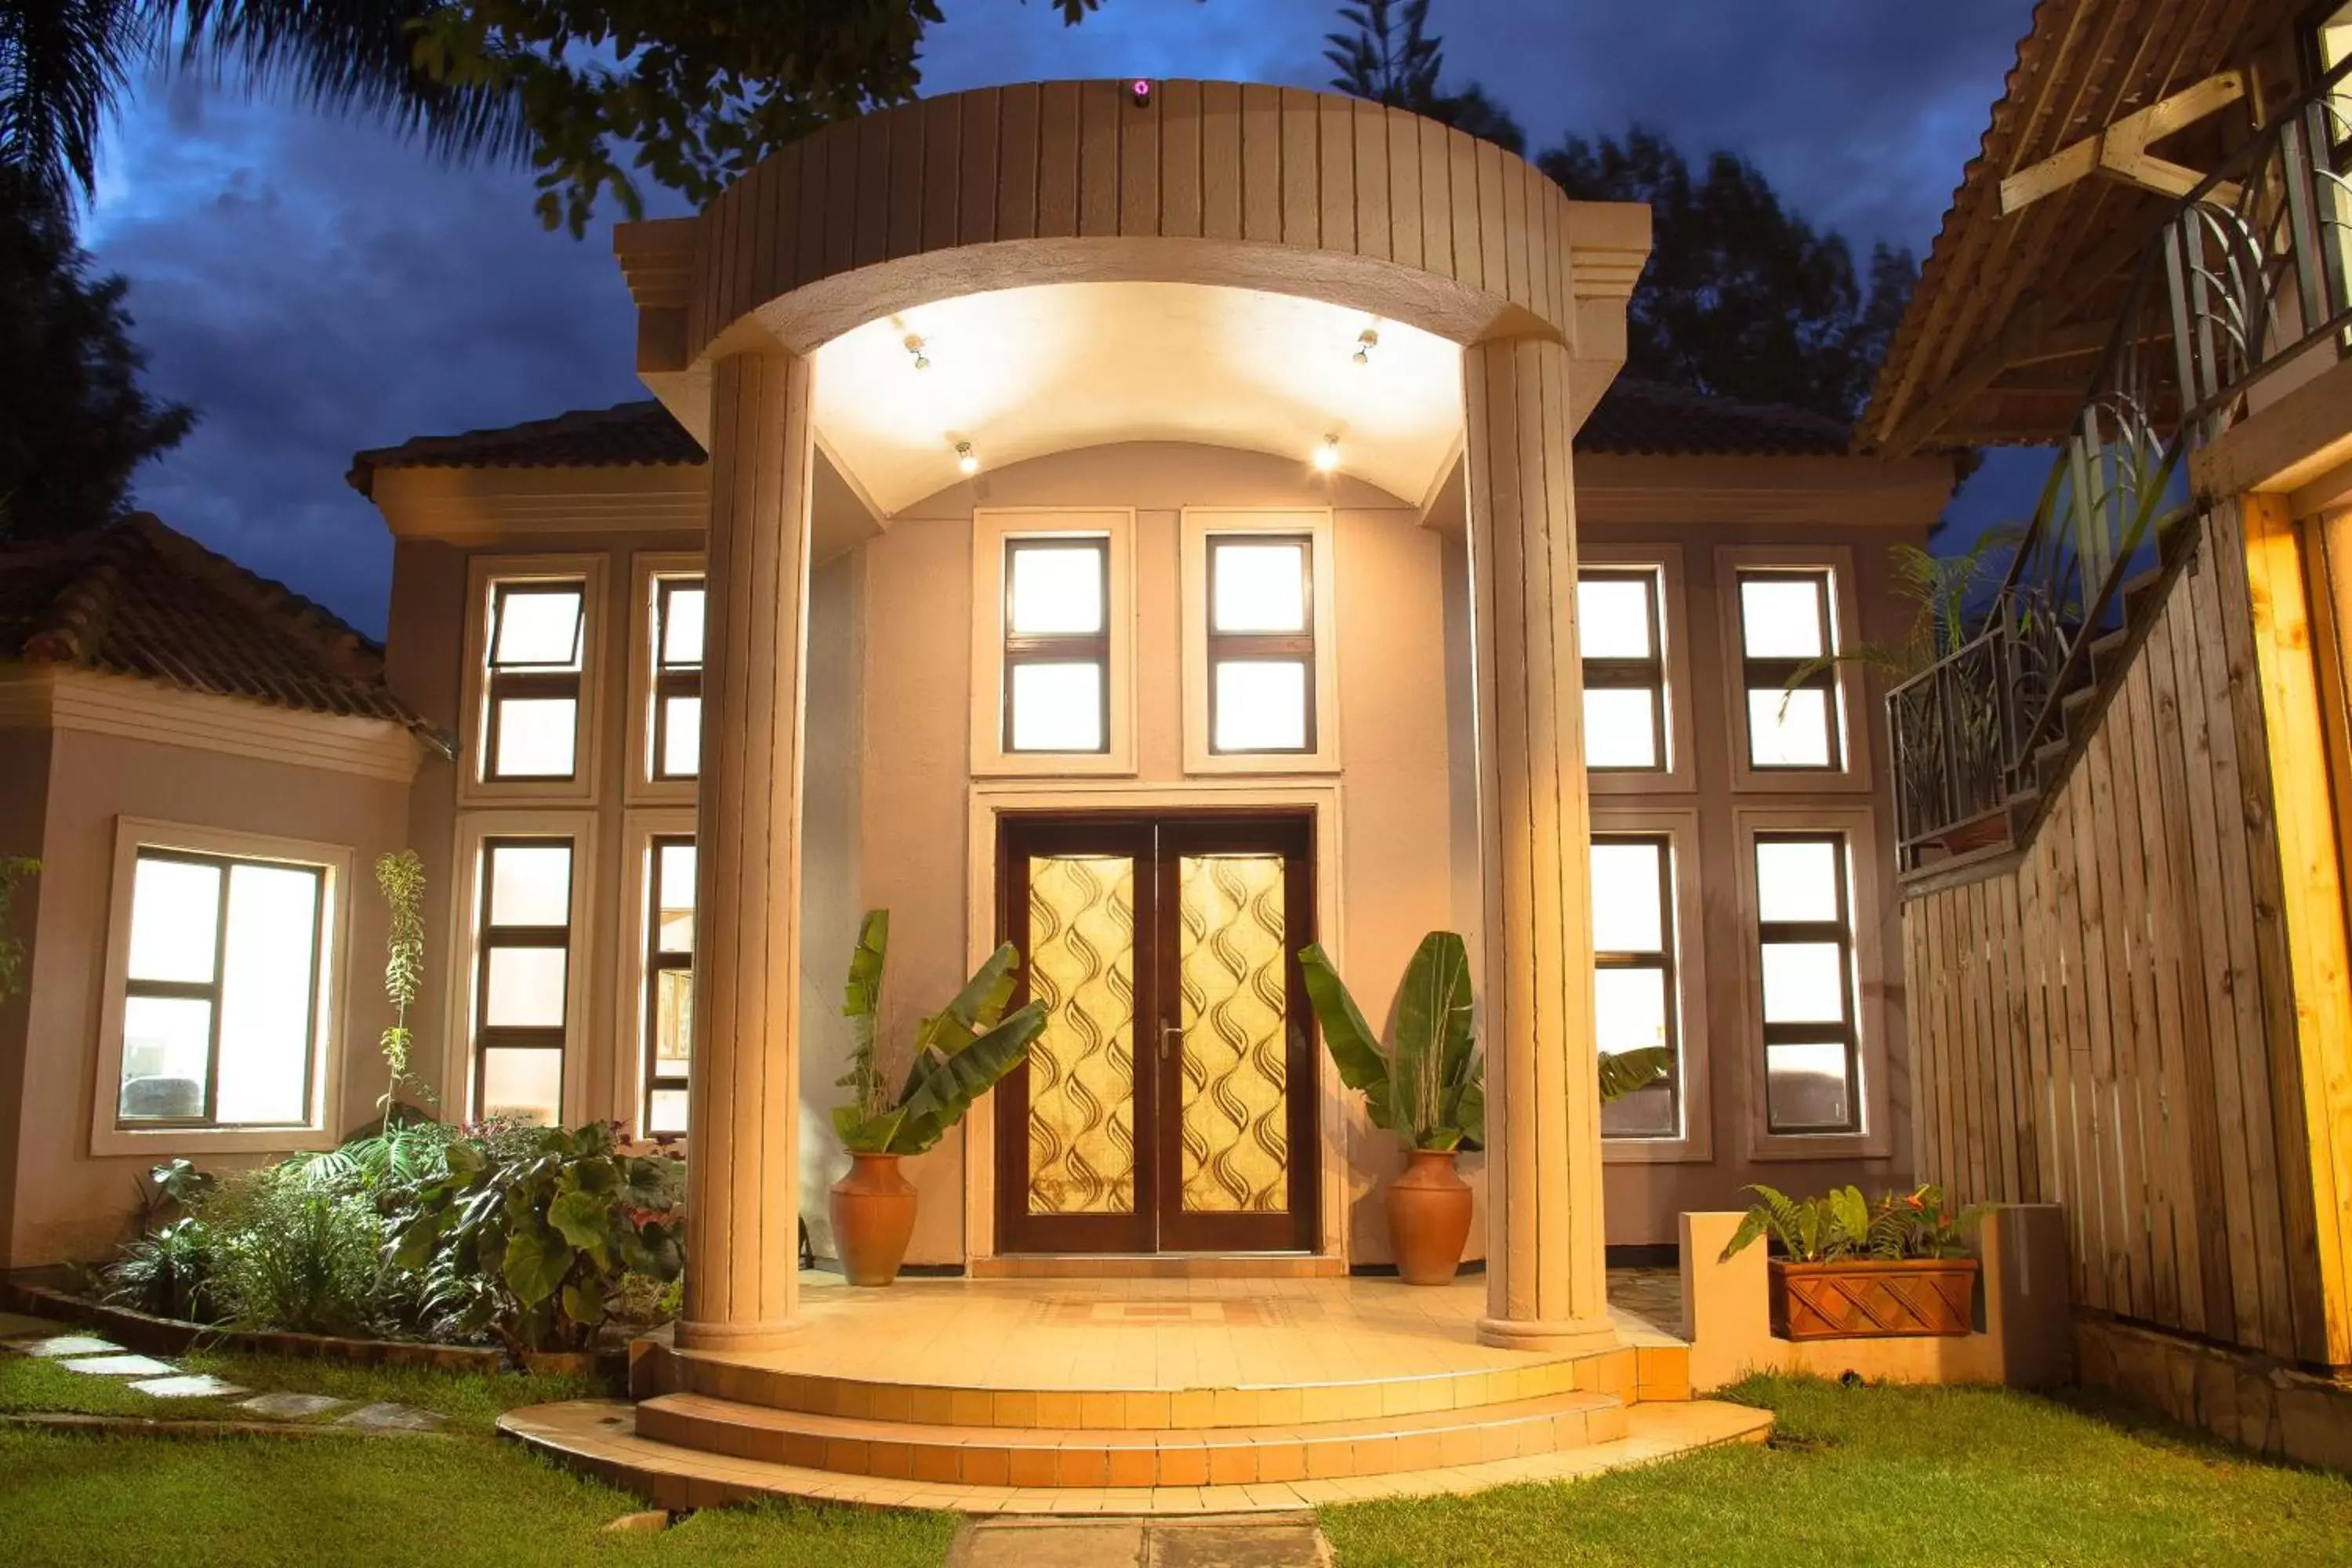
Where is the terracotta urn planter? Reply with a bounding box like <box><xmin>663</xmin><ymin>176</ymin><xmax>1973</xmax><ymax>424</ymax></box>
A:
<box><xmin>1769</xmin><ymin>1257</ymin><xmax>1979</xmax><ymax>1339</ymax></box>
<box><xmin>829</xmin><ymin>1152</ymin><xmax>918</xmax><ymax>1287</ymax></box>
<box><xmin>1386</xmin><ymin>1148</ymin><xmax>1474</xmax><ymax>1287</ymax></box>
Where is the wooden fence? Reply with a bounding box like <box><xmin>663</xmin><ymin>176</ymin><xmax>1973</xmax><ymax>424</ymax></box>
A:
<box><xmin>1901</xmin><ymin>501</ymin><xmax>2343</xmax><ymax>1367</ymax></box>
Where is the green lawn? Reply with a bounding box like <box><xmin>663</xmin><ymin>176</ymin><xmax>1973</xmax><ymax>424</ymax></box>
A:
<box><xmin>8</xmin><ymin>1348</ymin><xmax>2352</xmax><ymax>1567</ymax></box>
<box><xmin>1323</xmin><ymin>1374</ymin><xmax>2352</xmax><ymax>1568</ymax></box>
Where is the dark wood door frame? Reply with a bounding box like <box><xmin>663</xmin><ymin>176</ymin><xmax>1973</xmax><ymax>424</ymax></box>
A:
<box><xmin>993</xmin><ymin>808</ymin><xmax>1319</xmax><ymax>1256</ymax></box>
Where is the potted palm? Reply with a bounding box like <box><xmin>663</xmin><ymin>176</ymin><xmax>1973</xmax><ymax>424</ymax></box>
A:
<box><xmin>1721</xmin><ymin>1183</ymin><xmax>1986</xmax><ymax>1338</ymax></box>
<box><xmin>1299</xmin><ymin>932</ymin><xmax>1675</xmax><ymax>1286</ymax></box>
<box><xmin>829</xmin><ymin>911</ymin><xmax>1046</xmax><ymax>1286</ymax></box>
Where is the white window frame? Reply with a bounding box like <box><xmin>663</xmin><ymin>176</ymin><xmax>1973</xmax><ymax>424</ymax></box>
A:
<box><xmin>1731</xmin><ymin>804</ymin><xmax>1893</xmax><ymax>1161</ymax></box>
<box><xmin>1589</xmin><ymin>807</ymin><xmax>1711</xmax><ymax>1164</ymax></box>
<box><xmin>459</xmin><ymin>554</ymin><xmax>608</xmax><ymax>807</ymax></box>
<box><xmin>1715</xmin><ymin>544</ymin><xmax>1872</xmax><ymax>795</ymax></box>
<box><xmin>969</xmin><ymin>509</ymin><xmax>1138</xmax><ymax>777</ymax></box>
<box><xmin>90</xmin><ymin>818</ymin><xmax>351</xmax><ymax>1157</ymax></box>
<box><xmin>624</xmin><ymin>551</ymin><xmax>704</xmax><ymax>806</ymax></box>
<box><xmin>1180</xmin><ymin>508</ymin><xmax>1341</xmax><ymax>775</ymax></box>
<box><xmin>442</xmin><ymin>810</ymin><xmax>599</xmax><ymax>1127</ymax></box>
<box><xmin>615</xmin><ymin>807</ymin><xmax>696</xmax><ymax>1138</ymax></box>
<box><xmin>1579</xmin><ymin>543</ymin><xmax>1695</xmax><ymax>795</ymax></box>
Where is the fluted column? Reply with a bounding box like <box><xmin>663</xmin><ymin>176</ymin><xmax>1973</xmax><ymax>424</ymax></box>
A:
<box><xmin>677</xmin><ymin>345</ymin><xmax>816</xmax><ymax>1351</ymax></box>
<box><xmin>1462</xmin><ymin>334</ymin><xmax>1613</xmax><ymax>1354</ymax></box>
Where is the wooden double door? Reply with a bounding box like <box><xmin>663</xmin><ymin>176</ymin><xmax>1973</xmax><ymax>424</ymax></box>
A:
<box><xmin>993</xmin><ymin>811</ymin><xmax>1318</xmax><ymax>1254</ymax></box>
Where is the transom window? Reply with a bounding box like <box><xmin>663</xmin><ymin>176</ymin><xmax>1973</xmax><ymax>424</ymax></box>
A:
<box><xmin>1577</xmin><ymin>569</ymin><xmax>1667</xmax><ymax>771</ymax></box>
<box><xmin>1207</xmin><ymin>535</ymin><xmax>1315</xmax><ymax>754</ymax></box>
<box><xmin>117</xmin><ymin>849</ymin><xmax>327</xmax><ymax>1129</ymax></box>
<box><xmin>652</xmin><ymin>575</ymin><xmax>705</xmax><ymax>781</ymax></box>
<box><xmin>644</xmin><ymin>836</ymin><xmax>695</xmax><ymax>1139</ymax></box>
<box><xmin>474</xmin><ymin>837</ymin><xmax>574</xmax><ymax>1125</ymax></box>
<box><xmin>1002</xmin><ymin>537</ymin><xmax>1110</xmax><ymax>753</ymax></box>
<box><xmin>1590</xmin><ymin>834</ymin><xmax>1680</xmax><ymax>1139</ymax></box>
<box><xmin>1753</xmin><ymin>833</ymin><xmax>1860</xmax><ymax>1134</ymax></box>
<box><xmin>1736</xmin><ymin>568</ymin><xmax>1843</xmax><ymax>771</ymax></box>
<box><xmin>484</xmin><ymin>580</ymin><xmax>586</xmax><ymax>782</ymax></box>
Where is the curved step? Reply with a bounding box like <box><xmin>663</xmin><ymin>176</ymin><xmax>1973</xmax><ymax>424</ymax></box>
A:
<box><xmin>636</xmin><ymin>1387</ymin><xmax>1626</xmax><ymax>1489</ymax></box>
<box><xmin>501</xmin><ymin>1397</ymin><xmax>1773</xmax><ymax>1515</ymax></box>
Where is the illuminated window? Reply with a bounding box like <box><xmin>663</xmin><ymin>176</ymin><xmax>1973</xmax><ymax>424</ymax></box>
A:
<box><xmin>1736</xmin><ymin>569</ymin><xmax>1842</xmax><ymax>771</ymax></box>
<box><xmin>116</xmin><ymin>850</ymin><xmax>326</xmax><ymax>1128</ymax></box>
<box><xmin>483</xmin><ymin>581</ymin><xmax>586</xmax><ymax>781</ymax></box>
<box><xmin>1207</xmin><ymin>535</ymin><xmax>1315</xmax><ymax>753</ymax></box>
<box><xmin>652</xmin><ymin>577</ymin><xmax>705</xmax><ymax>781</ymax></box>
<box><xmin>1578</xmin><ymin>569</ymin><xmax>1667</xmax><ymax>771</ymax></box>
<box><xmin>474</xmin><ymin>837</ymin><xmax>573</xmax><ymax>1125</ymax></box>
<box><xmin>1753</xmin><ymin>833</ymin><xmax>1859</xmax><ymax>1133</ymax></box>
<box><xmin>1590</xmin><ymin>834</ymin><xmax>1680</xmax><ymax>1139</ymax></box>
<box><xmin>644</xmin><ymin>837</ymin><xmax>695</xmax><ymax>1138</ymax></box>
<box><xmin>1002</xmin><ymin>538</ymin><xmax>1110</xmax><ymax>753</ymax></box>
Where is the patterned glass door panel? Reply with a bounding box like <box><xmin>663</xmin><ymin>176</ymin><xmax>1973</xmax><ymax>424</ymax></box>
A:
<box><xmin>1024</xmin><ymin>854</ymin><xmax>1138</xmax><ymax>1217</ymax></box>
<box><xmin>1177</xmin><ymin>854</ymin><xmax>1289</xmax><ymax>1214</ymax></box>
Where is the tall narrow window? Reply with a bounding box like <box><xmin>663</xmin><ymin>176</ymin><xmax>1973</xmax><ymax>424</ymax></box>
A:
<box><xmin>652</xmin><ymin>577</ymin><xmax>705</xmax><ymax>781</ymax></box>
<box><xmin>1207</xmin><ymin>535</ymin><xmax>1314</xmax><ymax>753</ymax></box>
<box><xmin>484</xmin><ymin>581</ymin><xmax>586</xmax><ymax>781</ymax></box>
<box><xmin>1578</xmin><ymin>569</ymin><xmax>1667</xmax><ymax>771</ymax></box>
<box><xmin>1736</xmin><ymin>569</ymin><xmax>1842</xmax><ymax>770</ymax></box>
<box><xmin>1003</xmin><ymin>537</ymin><xmax>1110</xmax><ymax>753</ymax></box>
<box><xmin>644</xmin><ymin>837</ymin><xmax>695</xmax><ymax>1138</ymax></box>
<box><xmin>118</xmin><ymin>850</ymin><xmax>325</xmax><ymax>1127</ymax></box>
<box><xmin>474</xmin><ymin>837</ymin><xmax>573</xmax><ymax>1125</ymax></box>
<box><xmin>1754</xmin><ymin>833</ymin><xmax>1859</xmax><ymax>1133</ymax></box>
<box><xmin>1590</xmin><ymin>834</ymin><xmax>1679</xmax><ymax>1138</ymax></box>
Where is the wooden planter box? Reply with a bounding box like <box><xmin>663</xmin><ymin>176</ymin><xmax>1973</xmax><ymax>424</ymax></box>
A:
<box><xmin>1769</xmin><ymin>1258</ymin><xmax>1978</xmax><ymax>1339</ymax></box>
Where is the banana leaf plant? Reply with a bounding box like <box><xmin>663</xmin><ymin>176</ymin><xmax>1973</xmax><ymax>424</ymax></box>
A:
<box><xmin>1300</xmin><ymin>931</ymin><xmax>1672</xmax><ymax>1153</ymax></box>
<box><xmin>831</xmin><ymin>910</ymin><xmax>1047</xmax><ymax>1156</ymax></box>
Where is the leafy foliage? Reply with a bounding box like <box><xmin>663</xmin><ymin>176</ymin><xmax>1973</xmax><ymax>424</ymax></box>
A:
<box><xmin>203</xmin><ymin>1170</ymin><xmax>386</xmax><ymax>1335</ymax></box>
<box><xmin>390</xmin><ymin>1120</ymin><xmax>682</xmax><ymax>1354</ymax></box>
<box><xmin>0</xmin><ymin>854</ymin><xmax>41</xmax><ymax>1004</ymax></box>
<box><xmin>0</xmin><ymin>179</ymin><xmax>192</xmax><ymax>539</ymax></box>
<box><xmin>1325</xmin><ymin>0</ymin><xmax>1523</xmax><ymax>152</ymax></box>
<box><xmin>1300</xmin><ymin>932</ymin><xmax>1484</xmax><ymax>1152</ymax></box>
<box><xmin>832</xmin><ymin>909</ymin><xmax>1046</xmax><ymax>1156</ymax></box>
<box><xmin>372</xmin><ymin>849</ymin><xmax>430</xmax><ymax>1131</ymax></box>
<box><xmin>1721</xmin><ymin>1182</ymin><xmax>1987</xmax><ymax>1264</ymax></box>
<box><xmin>1538</xmin><ymin>127</ymin><xmax>1915</xmax><ymax>423</ymax></box>
<box><xmin>98</xmin><ymin>1216</ymin><xmax>216</xmax><ymax>1320</ymax></box>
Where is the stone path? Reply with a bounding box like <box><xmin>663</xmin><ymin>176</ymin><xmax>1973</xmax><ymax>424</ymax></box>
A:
<box><xmin>949</xmin><ymin>1515</ymin><xmax>1331</xmax><ymax>1568</ymax></box>
<box><xmin>0</xmin><ymin>1312</ymin><xmax>444</xmax><ymax>1432</ymax></box>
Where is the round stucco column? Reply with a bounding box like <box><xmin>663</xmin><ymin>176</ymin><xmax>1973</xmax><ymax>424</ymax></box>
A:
<box><xmin>1461</xmin><ymin>334</ymin><xmax>1613</xmax><ymax>1355</ymax></box>
<box><xmin>677</xmin><ymin>344</ymin><xmax>816</xmax><ymax>1352</ymax></box>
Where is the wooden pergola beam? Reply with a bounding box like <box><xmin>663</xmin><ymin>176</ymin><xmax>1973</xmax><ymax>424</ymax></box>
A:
<box><xmin>1999</xmin><ymin>71</ymin><xmax>2246</xmax><ymax>214</ymax></box>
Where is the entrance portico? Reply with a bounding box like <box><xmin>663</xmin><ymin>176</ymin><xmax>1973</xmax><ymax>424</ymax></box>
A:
<box><xmin>612</xmin><ymin>81</ymin><xmax>1650</xmax><ymax>1358</ymax></box>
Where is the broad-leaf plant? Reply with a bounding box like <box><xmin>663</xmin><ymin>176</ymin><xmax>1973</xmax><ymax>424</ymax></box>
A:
<box><xmin>832</xmin><ymin>910</ymin><xmax>1047</xmax><ymax>1156</ymax></box>
<box><xmin>1721</xmin><ymin>1182</ymin><xmax>1987</xmax><ymax>1264</ymax></box>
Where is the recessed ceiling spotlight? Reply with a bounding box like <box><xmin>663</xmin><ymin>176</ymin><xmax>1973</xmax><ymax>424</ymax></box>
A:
<box><xmin>1312</xmin><ymin>435</ymin><xmax>1341</xmax><ymax>473</ymax></box>
<box><xmin>903</xmin><ymin>333</ymin><xmax>930</xmax><ymax>371</ymax></box>
<box><xmin>1353</xmin><ymin>328</ymin><xmax>1379</xmax><ymax>366</ymax></box>
<box><xmin>955</xmin><ymin>441</ymin><xmax>980</xmax><ymax>477</ymax></box>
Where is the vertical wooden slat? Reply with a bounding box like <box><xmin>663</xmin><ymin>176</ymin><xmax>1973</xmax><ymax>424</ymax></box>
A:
<box><xmin>1475</xmin><ymin>139</ymin><xmax>1512</xmax><ymax>305</ymax></box>
<box><xmin>886</xmin><ymin>100</ymin><xmax>927</xmax><ymax>258</ymax></box>
<box><xmin>2050</xmin><ymin>780</ymin><xmax>2107</xmax><ymax>1308</ymax></box>
<box><xmin>1448</xmin><ymin>129</ymin><xmax>1483</xmax><ymax>291</ymax></box>
<box><xmin>1279</xmin><ymin>87</ymin><xmax>1320</xmax><ymax>247</ymax></box>
<box><xmin>852</xmin><ymin>114</ymin><xmax>891</xmax><ymax>267</ymax></box>
<box><xmin>1120</xmin><ymin>82</ymin><xmax>1160</xmax><ymax>235</ymax></box>
<box><xmin>1036</xmin><ymin>82</ymin><xmax>1080</xmax><ymax>239</ymax></box>
<box><xmin>1418</xmin><ymin>118</ymin><xmax>1453</xmax><ymax>277</ymax></box>
<box><xmin>1318</xmin><ymin>93</ymin><xmax>1356</xmax><ymax>254</ymax></box>
<box><xmin>1903</xmin><ymin>902</ymin><xmax>1933</xmax><ymax>1186</ymax></box>
<box><xmin>1387</xmin><ymin>107</ymin><xmax>1423</xmax><ymax>270</ymax></box>
<box><xmin>2128</xmin><ymin>645</ymin><xmax>2200</xmax><ymax>1333</ymax></box>
<box><xmin>1159</xmin><ymin>79</ymin><xmax>1203</xmax><ymax>238</ymax></box>
<box><xmin>1352</xmin><ymin>98</ymin><xmax>1389</xmax><ymax>263</ymax></box>
<box><xmin>1076</xmin><ymin>79</ymin><xmax>1121</xmax><ymax>238</ymax></box>
<box><xmin>792</xmin><ymin>128</ymin><xmax>829</xmax><ymax>291</ymax></box>
<box><xmin>1960</xmin><ymin>880</ymin><xmax>1991</xmax><ymax>1203</ymax></box>
<box><xmin>1991</xmin><ymin>874</ymin><xmax>2026</xmax><ymax>1202</ymax></box>
<box><xmin>957</xmin><ymin>89</ymin><xmax>1002</xmax><ymax>249</ymax></box>
<box><xmin>1200</xmin><ymin>82</ymin><xmax>1243</xmax><ymax>241</ymax></box>
<box><xmin>2104</xmin><ymin>660</ymin><xmax>2166</xmax><ymax>1321</ymax></box>
<box><xmin>996</xmin><ymin>84</ymin><xmax>1041</xmax><ymax>241</ymax></box>
<box><xmin>2074</xmin><ymin>738</ymin><xmax>2134</xmax><ymax>1311</ymax></box>
<box><xmin>1934</xmin><ymin>886</ymin><xmax>1963</xmax><ymax>1193</ymax></box>
<box><xmin>2016</xmin><ymin>834</ymin><xmax>2056</xmax><ymax>1203</ymax></box>
<box><xmin>1240</xmin><ymin>84</ymin><xmax>1283</xmax><ymax>243</ymax></box>
<box><xmin>823</xmin><ymin>123</ymin><xmax>861</xmax><ymax>278</ymax></box>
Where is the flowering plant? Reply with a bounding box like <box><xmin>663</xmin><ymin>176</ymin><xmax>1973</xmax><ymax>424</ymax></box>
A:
<box><xmin>1721</xmin><ymin>1183</ymin><xmax>1986</xmax><ymax>1264</ymax></box>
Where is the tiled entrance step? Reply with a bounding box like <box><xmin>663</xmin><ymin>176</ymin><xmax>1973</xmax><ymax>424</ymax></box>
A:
<box><xmin>636</xmin><ymin>1386</ymin><xmax>1628</xmax><ymax>1489</ymax></box>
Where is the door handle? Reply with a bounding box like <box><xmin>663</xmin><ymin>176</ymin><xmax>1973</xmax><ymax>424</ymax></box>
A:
<box><xmin>1159</xmin><ymin>1023</ymin><xmax>1183</xmax><ymax>1062</ymax></box>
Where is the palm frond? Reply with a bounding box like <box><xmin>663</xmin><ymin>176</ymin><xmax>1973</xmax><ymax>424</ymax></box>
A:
<box><xmin>0</xmin><ymin>0</ymin><xmax>147</xmax><ymax>206</ymax></box>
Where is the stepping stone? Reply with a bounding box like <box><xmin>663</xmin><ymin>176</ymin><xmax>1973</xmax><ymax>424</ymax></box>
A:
<box><xmin>59</xmin><ymin>1354</ymin><xmax>178</xmax><ymax>1377</ymax></box>
<box><xmin>0</xmin><ymin>1312</ymin><xmax>59</xmax><ymax>1341</ymax></box>
<box><xmin>17</xmin><ymin>1335</ymin><xmax>122</xmax><ymax>1359</ymax></box>
<box><xmin>238</xmin><ymin>1391</ymin><xmax>348</xmax><ymax>1420</ymax></box>
<box><xmin>131</xmin><ymin>1374</ymin><xmax>250</xmax><ymax>1399</ymax></box>
<box><xmin>336</xmin><ymin>1402</ymin><xmax>445</xmax><ymax>1432</ymax></box>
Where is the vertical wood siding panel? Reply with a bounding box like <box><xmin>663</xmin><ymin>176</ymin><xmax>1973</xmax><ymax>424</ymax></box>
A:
<box><xmin>1448</xmin><ymin>130</ymin><xmax>1483</xmax><ymax>291</ymax></box>
<box><xmin>1965</xmin><ymin>880</ymin><xmax>1994</xmax><ymax>1202</ymax></box>
<box><xmin>1319</xmin><ymin>94</ymin><xmax>1356</xmax><ymax>255</ymax></box>
<box><xmin>1077</xmin><ymin>79</ymin><xmax>1122</xmax><ymax>238</ymax></box>
<box><xmin>1352</xmin><ymin>100</ymin><xmax>1388</xmax><ymax>263</ymax></box>
<box><xmin>1419</xmin><ymin>119</ymin><xmax>1454</xmax><ymax>278</ymax></box>
<box><xmin>1989</xmin><ymin>875</ymin><xmax>2024</xmax><ymax>1201</ymax></box>
<box><xmin>1904</xmin><ymin>904</ymin><xmax>1933</xmax><ymax>1185</ymax></box>
<box><xmin>1159</xmin><ymin>80</ymin><xmax>1203</xmax><ymax>238</ymax></box>
<box><xmin>1933</xmin><ymin>887</ymin><xmax>1962</xmax><ymax>1192</ymax></box>
<box><xmin>995</xmin><ymin>84</ymin><xmax>1042</xmax><ymax>241</ymax></box>
<box><xmin>823</xmin><ymin>125</ymin><xmax>860</xmax><ymax>278</ymax></box>
<box><xmin>1386</xmin><ymin>109</ymin><xmax>1423</xmax><ymax>269</ymax></box>
<box><xmin>853</xmin><ymin>114</ymin><xmax>892</xmax><ymax>267</ymax></box>
<box><xmin>792</xmin><ymin>132</ymin><xmax>830</xmax><ymax>292</ymax></box>
<box><xmin>1279</xmin><ymin>88</ymin><xmax>1321</xmax><ymax>248</ymax></box>
<box><xmin>957</xmin><ymin>89</ymin><xmax>1002</xmax><ymax>248</ymax></box>
<box><xmin>2017</xmin><ymin>838</ymin><xmax>2056</xmax><ymax>1203</ymax></box>
<box><xmin>2103</xmin><ymin>665</ymin><xmax>2165</xmax><ymax>1320</ymax></box>
<box><xmin>1120</xmin><ymin>83</ymin><xmax>1161</xmax><ymax>235</ymax></box>
<box><xmin>2127</xmin><ymin>652</ymin><xmax>2194</xmax><ymax>1330</ymax></box>
<box><xmin>1240</xmin><ymin>85</ymin><xmax>1283</xmax><ymax>243</ymax></box>
<box><xmin>886</xmin><ymin>103</ymin><xmax>927</xmax><ymax>259</ymax></box>
<box><xmin>1036</xmin><ymin>82</ymin><xmax>1080</xmax><ymax>239</ymax></box>
<box><xmin>920</xmin><ymin>95</ymin><xmax>962</xmax><ymax>265</ymax></box>
<box><xmin>1200</xmin><ymin>82</ymin><xmax>1243</xmax><ymax>241</ymax></box>
<box><xmin>2050</xmin><ymin>783</ymin><xmax>2107</xmax><ymax>1308</ymax></box>
<box><xmin>1475</xmin><ymin>140</ymin><xmax>1512</xmax><ymax>307</ymax></box>
<box><xmin>2073</xmin><ymin>734</ymin><xmax>2130</xmax><ymax>1311</ymax></box>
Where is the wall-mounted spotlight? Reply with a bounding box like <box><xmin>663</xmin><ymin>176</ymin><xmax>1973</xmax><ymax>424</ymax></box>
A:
<box><xmin>903</xmin><ymin>333</ymin><xmax>930</xmax><ymax>371</ymax></box>
<box><xmin>1352</xmin><ymin>328</ymin><xmax>1379</xmax><ymax>366</ymax></box>
<box><xmin>1129</xmin><ymin>78</ymin><xmax>1154</xmax><ymax>108</ymax></box>
<box><xmin>956</xmin><ymin>441</ymin><xmax>980</xmax><ymax>477</ymax></box>
<box><xmin>1312</xmin><ymin>435</ymin><xmax>1341</xmax><ymax>473</ymax></box>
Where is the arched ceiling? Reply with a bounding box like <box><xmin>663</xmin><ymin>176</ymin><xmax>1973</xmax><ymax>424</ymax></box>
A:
<box><xmin>810</xmin><ymin>281</ymin><xmax>1465</xmax><ymax>515</ymax></box>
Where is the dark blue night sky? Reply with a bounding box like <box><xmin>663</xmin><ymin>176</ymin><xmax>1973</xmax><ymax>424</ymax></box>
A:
<box><xmin>82</xmin><ymin>0</ymin><xmax>2042</xmax><ymax>635</ymax></box>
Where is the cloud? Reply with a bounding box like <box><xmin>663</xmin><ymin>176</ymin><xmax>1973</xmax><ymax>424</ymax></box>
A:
<box><xmin>82</xmin><ymin>0</ymin><xmax>2036</xmax><ymax>633</ymax></box>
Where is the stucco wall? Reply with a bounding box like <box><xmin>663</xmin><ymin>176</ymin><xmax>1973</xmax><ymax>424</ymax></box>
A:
<box><xmin>0</xmin><ymin>728</ymin><xmax>52</xmax><ymax>1269</ymax></box>
<box><xmin>5</xmin><ymin>727</ymin><xmax>411</xmax><ymax>1265</ymax></box>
